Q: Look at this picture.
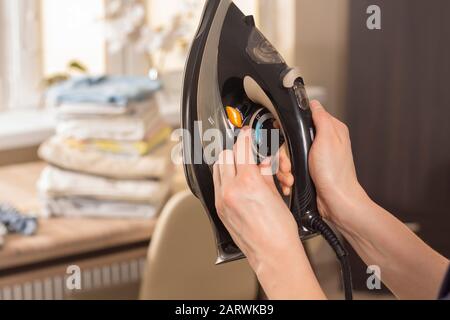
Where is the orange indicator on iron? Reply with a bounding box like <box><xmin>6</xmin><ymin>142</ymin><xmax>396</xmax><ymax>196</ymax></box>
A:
<box><xmin>225</xmin><ymin>106</ymin><xmax>244</xmax><ymax>128</ymax></box>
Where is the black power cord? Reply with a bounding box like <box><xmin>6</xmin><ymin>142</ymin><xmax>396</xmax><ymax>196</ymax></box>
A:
<box><xmin>304</xmin><ymin>212</ymin><xmax>353</xmax><ymax>300</ymax></box>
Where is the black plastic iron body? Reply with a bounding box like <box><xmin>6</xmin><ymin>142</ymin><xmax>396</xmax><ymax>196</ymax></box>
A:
<box><xmin>182</xmin><ymin>0</ymin><xmax>319</xmax><ymax>264</ymax></box>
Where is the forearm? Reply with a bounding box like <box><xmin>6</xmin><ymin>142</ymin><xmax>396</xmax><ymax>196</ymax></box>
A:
<box><xmin>256</xmin><ymin>242</ymin><xmax>327</xmax><ymax>300</ymax></box>
<box><xmin>329</xmin><ymin>188</ymin><xmax>449</xmax><ymax>300</ymax></box>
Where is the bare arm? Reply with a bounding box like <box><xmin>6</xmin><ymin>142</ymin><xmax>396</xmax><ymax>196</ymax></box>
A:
<box><xmin>307</xmin><ymin>101</ymin><xmax>449</xmax><ymax>299</ymax></box>
<box><xmin>327</xmin><ymin>188</ymin><xmax>449</xmax><ymax>299</ymax></box>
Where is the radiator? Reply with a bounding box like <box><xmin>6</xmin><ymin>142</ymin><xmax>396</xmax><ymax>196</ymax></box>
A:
<box><xmin>0</xmin><ymin>248</ymin><xmax>147</xmax><ymax>300</ymax></box>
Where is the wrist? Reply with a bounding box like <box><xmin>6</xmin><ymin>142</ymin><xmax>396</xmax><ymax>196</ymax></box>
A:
<box><xmin>255</xmin><ymin>242</ymin><xmax>326</xmax><ymax>300</ymax></box>
<box><xmin>320</xmin><ymin>182</ymin><xmax>373</xmax><ymax>233</ymax></box>
<box><xmin>255</xmin><ymin>239</ymin><xmax>303</xmax><ymax>278</ymax></box>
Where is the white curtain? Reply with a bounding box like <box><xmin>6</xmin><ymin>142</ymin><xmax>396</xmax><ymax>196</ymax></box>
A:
<box><xmin>0</xmin><ymin>1</ymin><xmax>7</xmax><ymax>110</ymax></box>
<box><xmin>258</xmin><ymin>0</ymin><xmax>296</xmax><ymax>64</ymax></box>
<box><xmin>0</xmin><ymin>0</ymin><xmax>43</xmax><ymax>110</ymax></box>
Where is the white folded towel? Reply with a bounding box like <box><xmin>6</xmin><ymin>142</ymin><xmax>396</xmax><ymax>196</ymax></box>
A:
<box><xmin>38</xmin><ymin>137</ymin><xmax>173</xmax><ymax>180</ymax></box>
<box><xmin>43</xmin><ymin>197</ymin><xmax>158</xmax><ymax>219</ymax></box>
<box><xmin>38</xmin><ymin>166</ymin><xmax>170</xmax><ymax>205</ymax></box>
<box><xmin>56</xmin><ymin>100</ymin><xmax>160</xmax><ymax>141</ymax></box>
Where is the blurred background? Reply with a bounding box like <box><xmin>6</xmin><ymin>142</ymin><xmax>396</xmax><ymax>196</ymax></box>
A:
<box><xmin>0</xmin><ymin>0</ymin><xmax>448</xmax><ymax>300</ymax></box>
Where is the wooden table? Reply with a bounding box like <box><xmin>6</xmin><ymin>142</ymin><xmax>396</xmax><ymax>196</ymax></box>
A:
<box><xmin>0</xmin><ymin>162</ymin><xmax>159</xmax><ymax>300</ymax></box>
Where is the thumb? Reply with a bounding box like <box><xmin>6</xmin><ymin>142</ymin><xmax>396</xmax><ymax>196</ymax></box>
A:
<box><xmin>310</xmin><ymin>100</ymin><xmax>326</xmax><ymax>112</ymax></box>
<box><xmin>310</xmin><ymin>100</ymin><xmax>334</xmax><ymax>137</ymax></box>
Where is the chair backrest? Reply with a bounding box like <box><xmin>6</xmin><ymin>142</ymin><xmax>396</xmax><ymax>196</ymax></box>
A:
<box><xmin>139</xmin><ymin>191</ymin><xmax>258</xmax><ymax>300</ymax></box>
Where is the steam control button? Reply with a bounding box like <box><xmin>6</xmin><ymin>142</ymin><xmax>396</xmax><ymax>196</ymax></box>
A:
<box><xmin>282</xmin><ymin>68</ymin><xmax>303</xmax><ymax>88</ymax></box>
<box><xmin>226</xmin><ymin>106</ymin><xmax>244</xmax><ymax>128</ymax></box>
<box><xmin>293</xmin><ymin>83</ymin><xmax>310</xmax><ymax>111</ymax></box>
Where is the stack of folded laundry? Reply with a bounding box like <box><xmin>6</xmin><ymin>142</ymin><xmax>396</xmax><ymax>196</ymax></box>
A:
<box><xmin>38</xmin><ymin>76</ymin><xmax>173</xmax><ymax>220</ymax></box>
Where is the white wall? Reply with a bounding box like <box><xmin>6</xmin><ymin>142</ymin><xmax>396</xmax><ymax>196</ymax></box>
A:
<box><xmin>295</xmin><ymin>0</ymin><xmax>350</xmax><ymax>117</ymax></box>
<box><xmin>258</xmin><ymin>0</ymin><xmax>296</xmax><ymax>64</ymax></box>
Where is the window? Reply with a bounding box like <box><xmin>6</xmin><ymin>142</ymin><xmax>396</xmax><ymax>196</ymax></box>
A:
<box><xmin>0</xmin><ymin>0</ymin><xmax>108</xmax><ymax>111</ymax></box>
<box><xmin>146</xmin><ymin>0</ymin><xmax>257</xmax><ymax>72</ymax></box>
<box><xmin>0</xmin><ymin>0</ymin><xmax>294</xmax><ymax>112</ymax></box>
<box><xmin>41</xmin><ymin>0</ymin><xmax>106</xmax><ymax>76</ymax></box>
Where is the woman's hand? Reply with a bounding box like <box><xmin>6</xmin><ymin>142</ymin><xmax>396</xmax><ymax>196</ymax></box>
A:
<box><xmin>276</xmin><ymin>100</ymin><xmax>368</xmax><ymax>226</ymax></box>
<box><xmin>213</xmin><ymin>127</ymin><xmax>326</xmax><ymax>300</ymax></box>
<box><xmin>213</xmin><ymin>128</ymin><xmax>300</xmax><ymax>271</ymax></box>
<box><xmin>306</xmin><ymin>102</ymin><xmax>449</xmax><ymax>300</ymax></box>
<box><xmin>307</xmin><ymin>101</ymin><xmax>366</xmax><ymax>222</ymax></box>
<box><xmin>234</xmin><ymin>100</ymin><xmax>449</xmax><ymax>300</ymax></box>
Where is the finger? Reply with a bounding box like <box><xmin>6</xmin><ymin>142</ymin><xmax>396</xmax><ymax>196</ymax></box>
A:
<box><xmin>217</xmin><ymin>149</ymin><xmax>236</xmax><ymax>180</ymax></box>
<box><xmin>234</xmin><ymin>127</ymin><xmax>258</xmax><ymax>175</ymax></box>
<box><xmin>310</xmin><ymin>100</ymin><xmax>325</xmax><ymax>113</ymax></box>
<box><xmin>278</xmin><ymin>144</ymin><xmax>291</xmax><ymax>174</ymax></box>
<box><xmin>277</xmin><ymin>172</ymin><xmax>294</xmax><ymax>196</ymax></box>
<box><xmin>310</xmin><ymin>100</ymin><xmax>336</xmax><ymax>137</ymax></box>
<box><xmin>282</xmin><ymin>187</ymin><xmax>292</xmax><ymax>197</ymax></box>
<box><xmin>277</xmin><ymin>171</ymin><xmax>294</xmax><ymax>188</ymax></box>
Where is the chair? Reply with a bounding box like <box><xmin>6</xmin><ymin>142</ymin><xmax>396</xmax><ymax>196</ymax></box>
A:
<box><xmin>139</xmin><ymin>191</ymin><xmax>259</xmax><ymax>300</ymax></box>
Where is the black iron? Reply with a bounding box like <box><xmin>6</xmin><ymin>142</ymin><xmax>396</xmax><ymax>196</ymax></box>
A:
<box><xmin>182</xmin><ymin>0</ymin><xmax>320</xmax><ymax>264</ymax></box>
<box><xmin>182</xmin><ymin>1</ymin><xmax>354</xmax><ymax>300</ymax></box>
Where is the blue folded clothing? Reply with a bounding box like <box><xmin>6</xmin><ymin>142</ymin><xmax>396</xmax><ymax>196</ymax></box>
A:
<box><xmin>0</xmin><ymin>203</ymin><xmax>38</xmax><ymax>236</ymax></box>
<box><xmin>47</xmin><ymin>76</ymin><xmax>161</xmax><ymax>107</ymax></box>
